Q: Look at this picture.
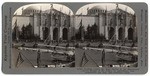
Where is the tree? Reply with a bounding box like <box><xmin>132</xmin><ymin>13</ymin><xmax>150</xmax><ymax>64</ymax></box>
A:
<box><xmin>21</xmin><ymin>25</ymin><xmax>26</xmax><ymax>39</ymax></box>
<box><xmin>12</xmin><ymin>25</ymin><xmax>20</xmax><ymax>41</ymax></box>
<box><xmin>87</xmin><ymin>24</ymin><xmax>91</xmax><ymax>39</ymax></box>
<box><xmin>75</xmin><ymin>24</ymin><xmax>85</xmax><ymax>40</ymax></box>
<box><xmin>90</xmin><ymin>23</ymin><xmax>99</xmax><ymax>40</ymax></box>
<box><xmin>25</xmin><ymin>23</ymin><xmax>33</xmax><ymax>39</ymax></box>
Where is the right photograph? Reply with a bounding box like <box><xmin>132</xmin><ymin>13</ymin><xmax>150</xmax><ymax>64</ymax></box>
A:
<box><xmin>75</xmin><ymin>3</ymin><xmax>138</xmax><ymax>67</ymax></box>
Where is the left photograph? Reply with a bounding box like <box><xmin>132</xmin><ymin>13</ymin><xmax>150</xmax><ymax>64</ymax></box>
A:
<box><xmin>12</xmin><ymin>3</ymin><xmax>75</xmax><ymax>68</ymax></box>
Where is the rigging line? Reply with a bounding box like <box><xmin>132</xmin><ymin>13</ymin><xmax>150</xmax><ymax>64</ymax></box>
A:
<box><xmin>108</xmin><ymin>34</ymin><xmax>116</xmax><ymax>44</ymax></box>
<box><xmin>85</xmin><ymin>51</ymin><xmax>99</xmax><ymax>67</ymax></box>
<box><xmin>80</xmin><ymin>52</ymin><xmax>89</xmax><ymax>67</ymax></box>
<box><xmin>19</xmin><ymin>51</ymin><xmax>35</xmax><ymax>67</ymax></box>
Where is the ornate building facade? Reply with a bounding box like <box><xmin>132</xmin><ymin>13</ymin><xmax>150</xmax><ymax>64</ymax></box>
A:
<box><xmin>12</xmin><ymin>3</ymin><xmax>137</xmax><ymax>42</ymax></box>
<box><xmin>75</xmin><ymin>4</ymin><xmax>137</xmax><ymax>42</ymax></box>
<box><xmin>13</xmin><ymin>5</ymin><xmax>74</xmax><ymax>42</ymax></box>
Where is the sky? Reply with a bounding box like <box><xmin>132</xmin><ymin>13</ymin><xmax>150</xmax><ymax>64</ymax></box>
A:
<box><xmin>14</xmin><ymin>3</ymin><xmax>135</xmax><ymax>16</ymax></box>
<box><xmin>76</xmin><ymin>3</ymin><xmax>135</xmax><ymax>15</ymax></box>
<box><xmin>14</xmin><ymin>3</ymin><xmax>74</xmax><ymax>15</ymax></box>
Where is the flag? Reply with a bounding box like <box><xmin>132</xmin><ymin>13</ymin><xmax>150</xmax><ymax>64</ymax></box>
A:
<box><xmin>79</xmin><ymin>19</ymin><xmax>82</xmax><ymax>27</ymax></box>
<box><xmin>44</xmin><ymin>19</ymin><xmax>47</xmax><ymax>27</ymax></box>
<box><xmin>105</xmin><ymin>6</ymin><xmax>107</xmax><ymax>26</ymax></box>
<box><xmin>87</xmin><ymin>7</ymin><xmax>89</xmax><ymax>11</ymax></box>
<box><xmin>68</xmin><ymin>10</ymin><xmax>71</xmax><ymax>15</ymax></box>
<box><xmin>79</xmin><ymin>13</ymin><xmax>82</xmax><ymax>15</ymax></box>
<box><xmin>16</xmin><ymin>52</ymin><xmax>24</xmax><ymax>67</ymax></box>
<box><xmin>13</xmin><ymin>19</ymin><xmax>17</xmax><ymax>28</ymax></box>
<box><xmin>51</xmin><ymin>4</ymin><xmax>53</xmax><ymax>8</ymax></box>
<box><xmin>79</xmin><ymin>19</ymin><xmax>84</xmax><ymax>40</ymax></box>
<box><xmin>125</xmin><ymin>7</ymin><xmax>128</xmax><ymax>26</ymax></box>
<box><xmin>38</xmin><ymin>6</ymin><xmax>42</xmax><ymax>26</ymax></box>
<box><xmin>115</xmin><ymin>4</ymin><xmax>119</xmax><ymax>26</ymax></box>
<box><xmin>80</xmin><ymin>52</ymin><xmax>89</xmax><ymax>67</ymax></box>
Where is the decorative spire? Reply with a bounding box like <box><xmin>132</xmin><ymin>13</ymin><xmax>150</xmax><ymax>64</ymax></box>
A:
<box><xmin>125</xmin><ymin>7</ymin><xmax>128</xmax><ymax>11</ymax></box>
<box><xmin>87</xmin><ymin>7</ymin><xmax>89</xmax><ymax>14</ymax></box>
<box><xmin>22</xmin><ymin>7</ymin><xmax>24</xmax><ymax>11</ymax></box>
<box><xmin>87</xmin><ymin>7</ymin><xmax>89</xmax><ymax>11</ymax></box>
<box><xmin>40</xmin><ymin>6</ymin><xmax>42</xmax><ymax>13</ymax></box>
<box><xmin>105</xmin><ymin>5</ymin><xmax>107</xmax><ymax>13</ymax></box>
<box><xmin>105</xmin><ymin>5</ymin><xmax>107</xmax><ymax>26</ymax></box>
<box><xmin>68</xmin><ymin>10</ymin><xmax>71</xmax><ymax>15</ymax></box>
<box><xmin>22</xmin><ymin>7</ymin><xmax>24</xmax><ymax>15</ymax></box>
<box><xmin>51</xmin><ymin>4</ymin><xmax>53</xmax><ymax>9</ymax></box>
<box><xmin>116</xmin><ymin>4</ymin><xmax>119</xmax><ymax>27</ymax></box>
<box><xmin>116</xmin><ymin>3</ymin><xmax>119</xmax><ymax>9</ymax></box>
<box><xmin>15</xmin><ymin>18</ymin><xmax>17</xmax><ymax>26</ymax></box>
<box><xmin>115</xmin><ymin>4</ymin><xmax>119</xmax><ymax>14</ymax></box>
<box><xmin>49</xmin><ymin>4</ymin><xmax>51</xmax><ymax>13</ymax></box>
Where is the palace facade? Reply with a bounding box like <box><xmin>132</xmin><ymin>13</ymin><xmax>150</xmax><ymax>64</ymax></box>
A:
<box><xmin>12</xmin><ymin>3</ymin><xmax>137</xmax><ymax>42</ymax></box>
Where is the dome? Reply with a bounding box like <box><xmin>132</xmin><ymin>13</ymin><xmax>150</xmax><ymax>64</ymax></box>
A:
<box><xmin>22</xmin><ymin>6</ymin><xmax>41</xmax><ymax>15</ymax></box>
<box><xmin>88</xmin><ymin>5</ymin><xmax>106</xmax><ymax>15</ymax></box>
<box><xmin>90</xmin><ymin>6</ymin><xmax>105</xmax><ymax>10</ymax></box>
<box><xmin>25</xmin><ymin>6</ymin><xmax>40</xmax><ymax>11</ymax></box>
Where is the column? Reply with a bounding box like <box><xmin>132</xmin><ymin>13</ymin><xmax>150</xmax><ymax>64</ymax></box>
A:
<box><xmin>105</xmin><ymin>26</ymin><xmax>108</xmax><ymax>40</ymax></box>
<box><xmin>50</xmin><ymin>26</ymin><xmax>53</xmax><ymax>40</ymax></box>
<box><xmin>59</xmin><ymin>27</ymin><xmax>62</xmax><ymax>39</ymax></box>
<box><xmin>115</xmin><ymin>26</ymin><xmax>118</xmax><ymax>40</ymax></box>
<box><xmin>40</xmin><ymin>26</ymin><xmax>43</xmax><ymax>40</ymax></box>
<box><xmin>125</xmin><ymin>26</ymin><xmax>128</xmax><ymax>39</ymax></box>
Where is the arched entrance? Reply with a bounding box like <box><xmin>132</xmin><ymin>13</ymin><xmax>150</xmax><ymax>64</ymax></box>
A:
<box><xmin>53</xmin><ymin>28</ymin><xmax>58</xmax><ymax>40</ymax></box>
<box><xmin>62</xmin><ymin>28</ymin><xmax>68</xmax><ymax>40</ymax></box>
<box><xmin>118</xmin><ymin>27</ymin><xmax>123</xmax><ymax>40</ymax></box>
<box><xmin>128</xmin><ymin>28</ymin><xmax>133</xmax><ymax>40</ymax></box>
<box><xmin>109</xmin><ymin>27</ymin><xmax>115</xmax><ymax>40</ymax></box>
<box><xmin>43</xmin><ymin>27</ymin><xmax>49</xmax><ymax>40</ymax></box>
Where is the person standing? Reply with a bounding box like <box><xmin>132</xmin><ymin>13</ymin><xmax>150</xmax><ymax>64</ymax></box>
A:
<box><xmin>37</xmin><ymin>50</ymin><xmax>41</xmax><ymax>67</ymax></box>
<box><xmin>102</xmin><ymin>49</ymin><xmax>105</xmax><ymax>67</ymax></box>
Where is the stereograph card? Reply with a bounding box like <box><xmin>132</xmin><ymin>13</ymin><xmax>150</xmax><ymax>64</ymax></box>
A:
<box><xmin>2</xmin><ymin>2</ymin><xmax>148</xmax><ymax>74</ymax></box>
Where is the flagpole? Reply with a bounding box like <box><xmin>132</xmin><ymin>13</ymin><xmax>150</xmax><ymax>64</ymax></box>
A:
<box><xmin>39</xmin><ymin>6</ymin><xmax>42</xmax><ymax>40</ymax></box>
<box><xmin>115</xmin><ymin>4</ymin><xmax>119</xmax><ymax>44</ymax></box>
